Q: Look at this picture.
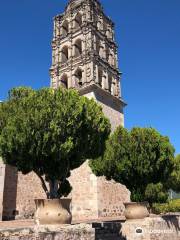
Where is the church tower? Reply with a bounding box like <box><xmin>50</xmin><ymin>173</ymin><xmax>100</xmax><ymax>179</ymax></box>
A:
<box><xmin>49</xmin><ymin>0</ymin><xmax>129</xmax><ymax>220</ymax></box>
<box><xmin>50</xmin><ymin>0</ymin><xmax>126</xmax><ymax>130</ymax></box>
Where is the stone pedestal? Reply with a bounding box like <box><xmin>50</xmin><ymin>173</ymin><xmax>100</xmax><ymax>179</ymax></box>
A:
<box><xmin>0</xmin><ymin>215</ymin><xmax>179</xmax><ymax>240</ymax></box>
<box><xmin>121</xmin><ymin>215</ymin><xmax>180</xmax><ymax>240</ymax></box>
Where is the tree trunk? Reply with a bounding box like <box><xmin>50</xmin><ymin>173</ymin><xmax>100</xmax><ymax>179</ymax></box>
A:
<box><xmin>49</xmin><ymin>179</ymin><xmax>59</xmax><ymax>199</ymax></box>
<box><xmin>34</xmin><ymin>171</ymin><xmax>49</xmax><ymax>198</ymax></box>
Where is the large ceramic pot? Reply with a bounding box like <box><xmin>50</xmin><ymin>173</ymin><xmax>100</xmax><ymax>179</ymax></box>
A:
<box><xmin>124</xmin><ymin>202</ymin><xmax>149</xmax><ymax>220</ymax></box>
<box><xmin>34</xmin><ymin>198</ymin><xmax>72</xmax><ymax>225</ymax></box>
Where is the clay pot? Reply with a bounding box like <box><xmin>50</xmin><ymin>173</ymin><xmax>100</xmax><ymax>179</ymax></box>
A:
<box><xmin>34</xmin><ymin>199</ymin><xmax>72</xmax><ymax>225</ymax></box>
<box><xmin>124</xmin><ymin>202</ymin><xmax>149</xmax><ymax>220</ymax></box>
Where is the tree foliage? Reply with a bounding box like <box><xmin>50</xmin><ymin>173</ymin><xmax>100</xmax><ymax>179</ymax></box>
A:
<box><xmin>168</xmin><ymin>154</ymin><xmax>180</xmax><ymax>192</ymax></box>
<box><xmin>90</xmin><ymin>126</ymin><xmax>176</xmax><ymax>203</ymax></box>
<box><xmin>0</xmin><ymin>87</ymin><xmax>111</xmax><ymax>198</ymax></box>
<box><xmin>145</xmin><ymin>183</ymin><xmax>169</xmax><ymax>207</ymax></box>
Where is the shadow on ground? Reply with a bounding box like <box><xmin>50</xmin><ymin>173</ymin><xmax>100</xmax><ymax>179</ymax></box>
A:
<box><xmin>93</xmin><ymin>221</ymin><xmax>127</xmax><ymax>240</ymax></box>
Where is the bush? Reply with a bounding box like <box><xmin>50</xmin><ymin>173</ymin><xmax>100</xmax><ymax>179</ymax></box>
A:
<box><xmin>90</xmin><ymin>126</ymin><xmax>175</xmax><ymax>203</ymax></box>
<box><xmin>153</xmin><ymin>199</ymin><xmax>180</xmax><ymax>214</ymax></box>
<box><xmin>145</xmin><ymin>183</ymin><xmax>169</xmax><ymax>207</ymax></box>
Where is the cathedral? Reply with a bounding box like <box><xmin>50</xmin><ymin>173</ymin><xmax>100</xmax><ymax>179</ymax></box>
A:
<box><xmin>0</xmin><ymin>0</ymin><xmax>130</xmax><ymax>221</ymax></box>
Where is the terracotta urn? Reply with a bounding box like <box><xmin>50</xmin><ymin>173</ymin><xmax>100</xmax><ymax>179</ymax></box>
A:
<box><xmin>34</xmin><ymin>198</ymin><xmax>72</xmax><ymax>225</ymax></box>
<box><xmin>124</xmin><ymin>202</ymin><xmax>150</xmax><ymax>220</ymax></box>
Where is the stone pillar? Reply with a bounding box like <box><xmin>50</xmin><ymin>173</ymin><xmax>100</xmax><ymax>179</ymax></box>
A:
<box><xmin>82</xmin><ymin>69</ymin><xmax>86</xmax><ymax>85</ymax></box>
<box><xmin>82</xmin><ymin>38</ymin><xmax>85</xmax><ymax>53</ymax></box>
<box><xmin>0</xmin><ymin>161</ymin><xmax>5</xmax><ymax>220</ymax></box>
<box><xmin>95</xmin><ymin>65</ymin><xmax>99</xmax><ymax>84</ymax></box>
<box><xmin>57</xmin><ymin>19</ymin><xmax>60</xmax><ymax>38</ymax></box>
<box><xmin>93</xmin><ymin>35</ymin><xmax>97</xmax><ymax>51</ymax></box>
<box><xmin>99</xmin><ymin>45</ymin><xmax>104</xmax><ymax>59</ymax></box>
<box><xmin>53</xmin><ymin>19</ymin><xmax>56</xmax><ymax>39</ymax></box>
<box><xmin>111</xmin><ymin>77</ymin><xmax>115</xmax><ymax>96</ymax></box>
<box><xmin>72</xmin><ymin>43</ymin><xmax>76</xmax><ymax>58</ymax></box>
<box><xmin>72</xmin><ymin>73</ymin><xmax>77</xmax><ymax>88</ymax></box>
<box><xmin>72</xmin><ymin>17</ymin><xmax>76</xmax><ymax>30</ymax></box>
<box><xmin>102</xmin><ymin>71</ymin><xmax>106</xmax><ymax>90</ymax></box>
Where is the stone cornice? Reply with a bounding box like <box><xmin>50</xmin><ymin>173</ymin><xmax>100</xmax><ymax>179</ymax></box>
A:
<box><xmin>79</xmin><ymin>83</ymin><xmax>127</xmax><ymax>108</ymax></box>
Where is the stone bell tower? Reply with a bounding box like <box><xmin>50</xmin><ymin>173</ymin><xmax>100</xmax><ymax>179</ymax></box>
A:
<box><xmin>50</xmin><ymin>0</ymin><xmax>129</xmax><ymax>220</ymax></box>
<box><xmin>50</xmin><ymin>0</ymin><xmax>126</xmax><ymax>130</ymax></box>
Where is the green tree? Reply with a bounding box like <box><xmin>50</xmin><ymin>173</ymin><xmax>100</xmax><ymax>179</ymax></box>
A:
<box><xmin>90</xmin><ymin>126</ymin><xmax>175</xmax><ymax>203</ymax></box>
<box><xmin>145</xmin><ymin>183</ymin><xmax>168</xmax><ymax>207</ymax></box>
<box><xmin>0</xmin><ymin>87</ymin><xmax>110</xmax><ymax>199</ymax></box>
<box><xmin>168</xmin><ymin>154</ymin><xmax>180</xmax><ymax>192</ymax></box>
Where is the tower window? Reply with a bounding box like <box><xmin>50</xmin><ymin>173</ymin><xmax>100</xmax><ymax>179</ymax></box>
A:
<box><xmin>106</xmin><ymin>47</ymin><xmax>110</xmax><ymax>62</ymax></box>
<box><xmin>98</xmin><ymin>69</ymin><xmax>103</xmax><ymax>87</ymax></box>
<box><xmin>75</xmin><ymin>69</ymin><xmax>83</xmax><ymax>87</ymax></box>
<box><xmin>108</xmin><ymin>75</ymin><xmax>112</xmax><ymax>93</ymax></box>
<box><xmin>74</xmin><ymin>13</ymin><xmax>82</xmax><ymax>30</ymax></box>
<box><xmin>103</xmin><ymin>22</ymin><xmax>107</xmax><ymax>35</ymax></box>
<box><xmin>60</xmin><ymin>74</ymin><xmax>68</xmax><ymax>88</ymax></box>
<box><xmin>61</xmin><ymin>46</ymin><xmax>69</xmax><ymax>63</ymax></box>
<box><xmin>61</xmin><ymin>20</ymin><xmax>69</xmax><ymax>37</ymax></box>
<box><xmin>74</xmin><ymin>39</ymin><xmax>82</xmax><ymax>57</ymax></box>
<box><xmin>96</xmin><ymin>39</ymin><xmax>100</xmax><ymax>55</ymax></box>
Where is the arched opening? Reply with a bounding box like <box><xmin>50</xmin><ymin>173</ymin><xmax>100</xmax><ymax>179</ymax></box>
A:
<box><xmin>106</xmin><ymin>47</ymin><xmax>110</xmax><ymax>62</ymax></box>
<box><xmin>60</xmin><ymin>74</ymin><xmax>68</xmax><ymax>88</ymax></box>
<box><xmin>98</xmin><ymin>69</ymin><xmax>103</xmax><ymax>87</ymax></box>
<box><xmin>96</xmin><ymin>39</ymin><xmax>100</xmax><ymax>55</ymax></box>
<box><xmin>106</xmin><ymin>27</ymin><xmax>112</xmax><ymax>39</ymax></box>
<box><xmin>61</xmin><ymin>46</ymin><xmax>69</xmax><ymax>63</ymax></box>
<box><xmin>61</xmin><ymin>20</ymin><xmax>69</xmax><ymax>37</ymax></box>
<box><xmin>103</xmin><ymin>21</ymin><xmax>107</xmax><ymax>34</ymax></box>
<box><xmin>74</xmin><ymin>39</ymin><xmax>82</xmax><ymax>57</ymax></box>
<box><xmin>108</xmin><ymin>75</ymin><xmax>112</xmax><ymax>93</ymax></box>
<box><xmin>74</xmin><ymin>13</ymin><xmax>82</xmax><ymax>30</ymax></box>
<box><xmin>75</xmin><ymin>68</ymin><xmax>83</xmax><ymax>87</ymax></box>
<box><xmin>108</xmin><ymin>52</ymin><xmax>114</xmax><ymax>66</ymax></box>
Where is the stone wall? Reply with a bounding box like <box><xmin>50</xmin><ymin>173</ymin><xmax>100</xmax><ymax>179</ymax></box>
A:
<box><xmin>0</xmin><ymin>161</ymin><xmax>5</xmax><ymax>220</ymax></box>
<box><xmin>0</xmin><ymin>216</ymin><xmax>179</xmax><ymax>240</ymax></box>
<box><xmin>2</xmin><ymin>165</ymin><xmax>18</xmax><ymax>220</ymax></box>
<box><xmin>68</xmin><ymin>161</ymin><xmax>99</xmax><ymax>220</ymax></box>
<box><xmin>68</xmin><ymin>161</ymin><xmax>130</xmax><ymax>221</ymax></box>
<box><xmin>95</xmin><ymin>88</ymin><xmax>125</xmax><ymax>131</ymax></box>
<box><xmin>80</xmin><ymin>84</ymin><xmax>125</xmax><ymax>131</ymax></box>
<box><xmin>97</xmin><ymin>177</ymin><xmax>130</xmax><ymax>218</ymax></box>
<box><xmin>1</xmin><ymin>161</ymin><xmax>130</xmax><ymax>221</ymax></box>
<box><xmin>15</xmin><ymin>171</ymin><xmax>46</xmax><ymax>219</ymax></box>
<box><xmin>2</xmin><ymin>166</ymin><xmax>45</xmax><ymax>220</ymax></box>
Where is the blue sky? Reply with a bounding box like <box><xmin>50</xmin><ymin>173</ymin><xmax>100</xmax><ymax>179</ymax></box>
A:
<box><xmin>0</xmin><ymin>0</ymin><xmax>180</xmax><ymax>153</ymax></box>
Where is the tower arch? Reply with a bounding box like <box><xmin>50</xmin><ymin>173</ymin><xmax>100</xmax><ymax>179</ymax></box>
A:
<box><xmin>74</xmin><ymin>13</ymin><xmax>83</xmax><ymax>30</ymax></box>
<box><xmin>59</xmin><ymin>73</ymin><xmax>68</xmax><ymax>88</ymax></box>
<box><xmin>98</xmin><ymin>68</ymin><xmax>103</xmax><ymax>87</ymax></box>
<box><xmin>74</xmin><ymin>68</ymin><xmax>83</xmax><ymax>87</ymax></box>
<box><xmin>61</xmin><ymin>46</ymin><xmax>69</xmax><ymax>63</ymax></box>
<box><xmin>61</xmin><ymin>20</ymin><xmax>69</xmax><ymax>37</ymax></box>
<box><xmin>74</xmin><ymin>39</ymin><xmax>82</xmax><ymax>57</ymax></box>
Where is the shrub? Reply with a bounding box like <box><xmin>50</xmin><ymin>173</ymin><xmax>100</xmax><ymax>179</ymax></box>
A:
<box><xmin>145</xmin><ymin>183</ymin><xmax>169</xmax><ymax>207</ymax></box>
<box><xmin>153</xmin><ymin>199</ymin><xmax>180</xmax><ymax>214</ymax></box>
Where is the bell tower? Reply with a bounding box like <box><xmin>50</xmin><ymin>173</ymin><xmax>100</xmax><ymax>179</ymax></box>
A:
<box><xmin>50</xmin><ymin>0</ymin><xmax>126</xmax><ymax>130</ymax></box>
